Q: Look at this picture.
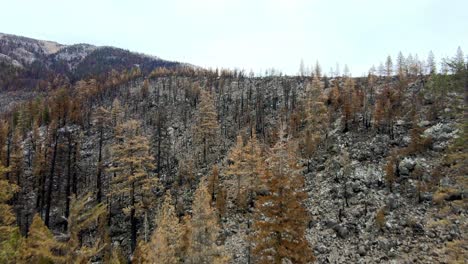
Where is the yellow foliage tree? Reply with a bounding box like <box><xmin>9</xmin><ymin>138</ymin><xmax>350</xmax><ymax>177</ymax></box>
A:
<box><xmin>0</xmin><ymin>165</ymin><xmax>20</xmax><ymax>263</ymax></box>
<box><xmin>143</xmin><ymin>191</ymin><xmax>182</xmax><ymax>263</ymax></box>
<box><xmin>65</xmin><ymin>193</ymin><xmax>106</xmax><ymax>263</ymax></box>
<box><xmin>108</xmin><ymin>120</ymin><xmax>158</xmax><ymax>252</ymax></box>
<box><xmin>108</xmin><ymin>245</ymin><xmax>126</xmax><ymax>264</ymax></box>
<box><xmin>18</xmin><ymin>193</ymin><xmax>106</xmax><ymax>264</ymax></box>
<box><xmin>225</xmin><ymin>133</ymin><xmax>264</xmax><ymax>211</ymax></box>
<box><xmin>185</xmin><ymin>182</ymin><xmax>229</xmax><ymax>264</ymax></box>
<box><xmin>194</xmin><ymin>90</ymin><xmax>219</xmax><ymax>165</ymax></box>
<box><xmin>303</xmin><ymin>76</ymin><xmax>329</xmax><ymax>170</ymax></box>
<box><xmin>111</xmin><ymin>98</ymin><xmax>123</xmax><ymax>126</ymax></box>
<box><xmin>252</xmin><ymin>140</ymin><xmax>314</xmax><ymax>264</ymax></box>
<box><xmin>17</xmin><ymin>214</ymin><xmax>64</xmax><ymax>264</ymax></box>
<box><xmin>207</xmin><ymin>165</ymin><xmax>220</xmax><ymax>201</ymax></box>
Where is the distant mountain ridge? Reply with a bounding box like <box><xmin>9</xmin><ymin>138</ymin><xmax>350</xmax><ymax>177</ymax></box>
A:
<box><xmin>0</xmin><ymin>33</ymin><xmax>182</xmax><ymax>90</ymax></box>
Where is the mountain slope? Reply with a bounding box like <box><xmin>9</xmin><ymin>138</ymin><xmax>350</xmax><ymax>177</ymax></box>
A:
<box><xmin>0</xmin><ymin>34</ymin><xmax>466</xmax><ymax>263</ymax></box>
<box><xmin>0</xmin><ymin>33</ymin><xmax>182</xmax><ymax>90</ymax></box>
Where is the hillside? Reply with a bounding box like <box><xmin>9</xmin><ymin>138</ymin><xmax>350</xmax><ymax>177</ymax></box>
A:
<box><xmin>0</xmin><ymin>33</ymin><xmax>181</xmax><ymax>91</ymax></box>
<box><xmin>0</xmin><ymin>35</ymin><xmax>466</xmax><ymax>264</ymax></box>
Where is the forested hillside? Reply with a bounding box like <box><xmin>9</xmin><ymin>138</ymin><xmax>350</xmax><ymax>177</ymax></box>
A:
<box><xmin>0</xmin><ymin>33</ymin><xmax>181</xmax><ymax>101</ymax></box>
<box><xmin>0</xmin><ymin>35</ymin><xmax>466</xmax><ymax>263</ymax></box>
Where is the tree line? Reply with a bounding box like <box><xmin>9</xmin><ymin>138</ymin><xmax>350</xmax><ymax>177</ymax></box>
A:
<box><xmin>0</xmin><ymin>47</ymin><xmax>466</xmax><ymax>263</ymax></box>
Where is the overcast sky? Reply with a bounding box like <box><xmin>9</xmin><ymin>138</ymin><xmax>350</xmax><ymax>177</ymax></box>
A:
<box><xmin>0</xmin><ymin>0</ymin><xmax>466</xmax><ymax>76</ymax></box>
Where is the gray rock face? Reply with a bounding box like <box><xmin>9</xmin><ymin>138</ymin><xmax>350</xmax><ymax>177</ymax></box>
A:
<box><xmin>299</xmin><ymin>87</ymin><xmax>463</xmax><ymax>264</ymax></box>
<box><xmin>1</xmin><ymin>65</ymin><xmax>463</xmax><ymax>264</ymax></box>
<box><xmin>358</xmin><ymin>245</ymin><xmax>366</xmax><ymax>256</ymax></box>
<box><xmin>386</xmin><ymin>194</ymin><xmax>400</xmax><ymax>210</ymax></box>
<box><xmin>399</xmin><ymin>157</ymin><xmax>416</xmax><ymax>176</ymax></box>
<box><xmin>424</xmin><ymin>123</ymin><xmax>457</xmax><ymax>141</ymax></box>
<box><xmin>332</xmin><ymin>224</ymin><xmax>349</xmax><ymax>239</ymax></box>
<box><xmin>315</xmin><ymin>244</ymin><xmax>329</xmax><ymax>254</ymax></box>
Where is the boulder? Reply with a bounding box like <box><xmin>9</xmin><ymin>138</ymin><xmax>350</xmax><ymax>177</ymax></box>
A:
<box><xmin>332</xmin><ymin>224</ymin><xmax>349</xmax><ymax>239</ymax></box>
<box><xmin>386</xmin><ymin>194</ymin><xmax>400</xmax><ymax>210</ymax></box>
<box><xmin>399</xmin><ymin>157</ymin><xmax>416</xmax><ymax>176</ymax></box>
<box><xmin>424</xmin><ymin>123</ymin><xmax>457</xmax><ymax>141</ymax></box>
<box><xmin>358</xmin><ymin>245</ymin><xmax>366</xmax><ymax>256</ymax></box>
<box><xmin>418</xmin><ymin>120</ymin><xmax>431</xmax><ymax>127</ymax></box>
<box><xmin>315</xmin><ymin>244</ymin><xmax>329</xmax><ymax>254</ymax></box>
<box><xmin>377</xmin><ymin>237</ymin><xmax>391</xmax><ymax>251</ymax></box>
<box><xmin>412</xmin><ymin>223</ymin><xmax>425</xmax><ymax>234</ymax></box>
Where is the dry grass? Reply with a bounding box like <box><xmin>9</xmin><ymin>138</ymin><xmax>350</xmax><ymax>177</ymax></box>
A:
<box><xmin>432</xmin><ymin>187</ymin><xmax>459</xmax><ymax>205</ymax></box>
<box><xmin>444</xmin><ymin>240</ymin><xmax>468</xmax><ymax>264</ymax></box>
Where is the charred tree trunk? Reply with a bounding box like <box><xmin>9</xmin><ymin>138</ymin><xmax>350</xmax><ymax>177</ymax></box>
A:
<box><xmin>45</xmin><ymin>131</ymin><xmax>58</xmax><ymax>227</ymax></box>
<box><xmin>38</xmin><ymin>144</ymin><xmax>49</xmax><ymax>214</ymax></box>
<box><xmin>6</xmin><ymin>128</ymin><xmax>11</xmax><ymax>181</ymax></box>
<box><xmin>72</xmin><ymin>146</ymin><xmax>78</xmax><ymax>195</ymax></box>
<box><xmin>65</xmin><ymin>133</ymin><xmax>73</xmax><ymax>227</ymax></box>
<box><xmin>97</xmin><ymin>128</ymin><xmax>104</xmax><ymax>202</ymax></box>
<box><xmin>157</xmin><ymin>125</ymin><xmax>162</xmax><ymax>173</ymax></box>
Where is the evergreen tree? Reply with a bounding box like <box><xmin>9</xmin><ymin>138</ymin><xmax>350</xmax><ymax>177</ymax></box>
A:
<box><xmin>225</xmin><ymin>135</ymin><xmax>246</xmax><ymax>207</ymax></box>
<box><xmin>178</xmin><ymin>154</ymin><xmax>196</xmax><ymax>187</ymax></box>
<box><xmin>94</xmin><ymin>106</ymin><xmax>111</xmax><ymax>203</ymax></box>
<box><xmin>185</xmin><ymin>182</ymin><xmax>228</xmax><ymax>264</ymax></box>
<box><xmin>9</xmin><ymin>129</ymin><xmax>23</xmax><ymax>187</ymax></box>
<box><xmin>108</xmin><ymin>245</ymin><xmax>126</xmax><ymax>264</ymax></box>
<box><xmin>143</xmin><ymin>191</ymin><xmax>182</xmax><ymax>263</ymax></box>
<box><xmin>32</xmin><ymin>124</ymin><xmax>48</xmax><ymax>215</ymax></box>
<box><xmin>305</xmin><ymin>75</ymin><xmax>328</xmax><ymax>132</ymax></box>
<box><xmin>303</xmin><ymin>76</ymin><xmax>329</xmax><ymax>169</ymax></box>
<box><xmin>378</xmin><ymin>62</ymin><xmax>386</xmax><ymax>77</ymax></box>
<box><xmin>151</xmin><ymin>107</ymin><xmax>170</xmax><ymax>174</ymax></box>
<box><xmin>0</xmin><ymin>165</ymin><xmax>20</xmax><ymax>263</ymax></box>
<box><xmin>108</xmin><ymin>120</ymin><xmax>158</xmax><ymax>252</ymax></box>
<box><xmin>194</xmin><ymin>90</ymin><xmax>219</xmax><ymax>165</ymax></box>
<box><xmin>426</xmin><ymin>50</ymin><xmax>436</xmax><ymax>75</ymax></box>
<box><xmin>65</xmin><ymin>193</ymin><xmax>106</xmax><ymax>263</ymax></box>
<box><xmin>226</xmin><ymin>133</ymin><xmax>264</xmax><ymax>211</ymax></box>
<box><xmin>299</xmin><ymin>59</ymin><xmax>305</xmax><ymax>77</ymax></box>
<box><xmin>385</xmin><ymin>55</ymin><xmax>393</xmax><ymax>77</ymax></box>
<box><xmin>225</xmin><ymin>133</ymin><xmax>265</xmax><ymax>261</ymax></box>
<box><xmin>396</xmin><ymin>51</ymin><xmax>406</xmax><ymax>78</ymax></box>
<box><xmin>18</xmin><ymin>214</ymin><xmax>64</xmax><ymax>264</ymax></box>
<box><xmin>453</xmin><ymin>46</ymin><xmax>465</xmax><ymax>74</ymax></box>
<box><xmin>207</xmin><ymin>165</ymin><xmax>220</xmax><ymax>201</ymax></box>
<box><xmin>97</xmin><ymin>213</ymin><xmax>112</xmax><ymax>263</ymax></box>
<box><xmin>343</xmin><ymin>64</ymin><xmax>350</xmax><ymax>77</ymax></box>
<box><xmin>314</xmin><ymin>60</ymin><xmax>322</xmax><ymax>78</ymax></box>
<box><xmin>111</xmin><ymin>98</ymin><xmax>123</xmax><ymax>126</ymax></box>
<box><xmin>141</xmin><ymin>79</ymin><xmax>150</xmax><ymax>99</ymax></box>
<box><xmin>252</xmin><ymin>139</ymin><xmax>314</xmax><ymax>264</ymax></box>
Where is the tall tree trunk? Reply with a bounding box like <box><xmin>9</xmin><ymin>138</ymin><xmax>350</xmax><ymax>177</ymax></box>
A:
<box><xmin>72</xmin><ymin>147</ymin><xmax>78</xmax><ymax>195</ymax></box>
<box><xmin>36</xmin><ymin>172</ymin><xmax>43</xmax><ymax>212</ymax></box>
<box><xmin>157</xmin><ymin>124</ymin><xmax>161</xmax><ymax>173</ymax></box>
<box><xmin>97</xmin><ymin>128</ymin><xmax>104</xmax><ymax>202</ymax></box>
<box><xmin>65</xmin><ymin>133</ymin><xmax>73</xmax><ymax>228</ymax></box>
<box><xmin>6</xmin><ymin>128</ymin><xmax>11</xmax><ymax>181</ymax></box>
<box><xmin>45</xmin><ymin>131</ymin><xmax>58</xmax><ymax>227</ymax></box>
<box><xmin>37</xmin><ymin>147</ymin><xmax>48</xmax><ymax>213</ymax></box>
